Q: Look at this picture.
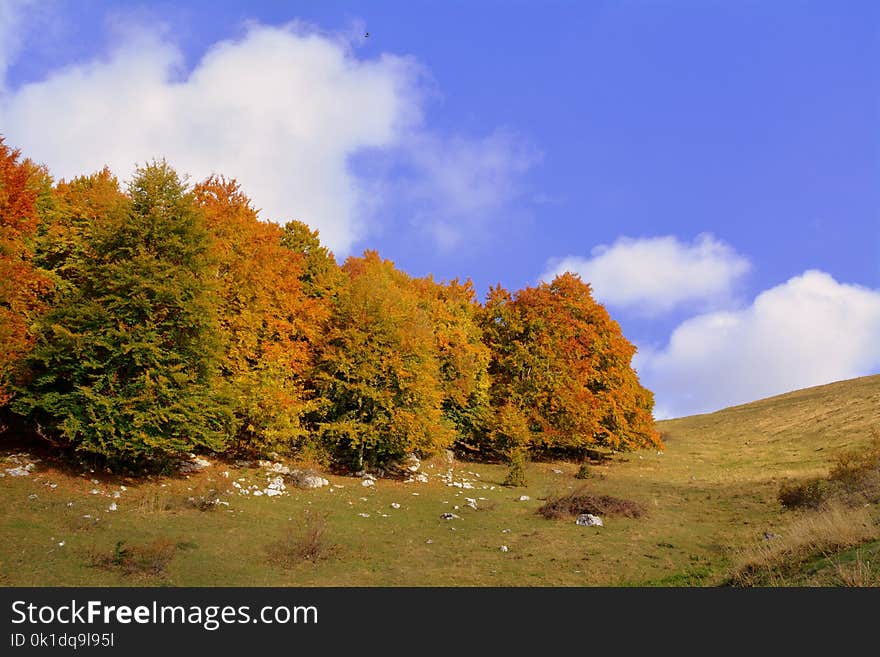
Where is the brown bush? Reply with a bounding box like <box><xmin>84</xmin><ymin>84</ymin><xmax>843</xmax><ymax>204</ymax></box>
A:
<box><xmin>778</xmin><ymin>479</ymin><xmax>828</xmax><ymax>510</ymax></box>
<box><xmin>537</xmin><ymin>486</ymin><xmax>645</xmax><ymax>520</ymax></box>
<box><xmin>779</xmin><ymin>428</ymin><xmax>880</xmax><ymax>510</ymax></box>
<box><xmin>267</xmin><ymin>511</ymin><xmax>337</xmax><ymax>566</ymax></box>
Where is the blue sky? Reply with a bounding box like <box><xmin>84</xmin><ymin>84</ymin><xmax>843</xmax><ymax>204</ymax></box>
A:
<box><xmin>2</xmin><ymin>1</ymin><xmax>878</xmax><ymax>417</ymax></box>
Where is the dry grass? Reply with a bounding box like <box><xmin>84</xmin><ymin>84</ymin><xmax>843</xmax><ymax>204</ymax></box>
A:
<box><xmin>537</xmin><ymin>485</ymin><xmax>646</xmax><ymax>520</ymax></box>
<box><xmin>832</xmin><ymin>551</ymin><xmax>880</xmax><ymax>587</ymax></box>
<box><xmin>266</xmin><ymin>511</ymin><xmax>337</xmax><ymax>566</ymax></box>
<box><xmin>90</xmin><ymin>538</ymin><xmax>179</xmax><ymax>578</ymax></box>
<box><xmin>777</xmin><ymin>428</ymin><xmax>880</xmax><ymax>511</ymax></box>
<box><xmin>728</xmin><ymin>506</ymin><xmax>879</xmax><ymax>586</ymax></box>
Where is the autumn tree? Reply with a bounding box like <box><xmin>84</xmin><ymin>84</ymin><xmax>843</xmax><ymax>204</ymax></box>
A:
<box><xmin>280</xmin><ymin>220</ymin><xmax>345</xmax><ymax>300</ymax></box>
<box><xmin>413</xmin><ymin>276</ymin><xmax>491</xmax><ymax>452</ymax></box>
<box><xmin>481</xmin><ymin>273</ymin><xmax>660</xmax><ymax>459</ymax></box>
<box><xmin>194</xmin><ymin>177</ymin><xmax>328</xmax><ymax>456</ymax></box>
<box><xmin>14</xmin><ymin>162</ymin><xmax>233</xmax><ymax>467</ymax></box>
<box><xmin>0</xmin><ymin>139</ymin><xmax>49</xmax><ymax>406</ymax></box>
<box><xmin>316</xmin><ymin>251</ymin><xmax>453</xmax><ymax>469</ymax></box>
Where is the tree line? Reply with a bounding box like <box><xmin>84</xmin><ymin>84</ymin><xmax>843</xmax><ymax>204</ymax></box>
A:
<box><xmin>0</xmin><ymin>138</ymin><xmax>660</xmax><ymax>475</ymax></box>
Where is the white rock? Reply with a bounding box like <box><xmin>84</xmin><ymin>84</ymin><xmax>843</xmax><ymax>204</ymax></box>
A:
<box><xmin>362</xmin><ymin>479</ymin><xmax>375</xmax><ymax>487</ymax></box>
<box><xmin>108</xmin><ymin>502</ymin><xmax>117</xmax><ymax>511</ymax></box>
<box><xmin>517</xmin><ymin>495</ymin><xmax>530</xmax><ymax>502</ymax></box>
<box><xmin>440</xmin><ymin>512</ymin><xmax>460</xmax><ymax>520</ymax></box>
<box><xmin>390</xmin><ymin>502</ymin><xmax>401</xmax><ymax>509</ymax></box>
<box><xmin>58</xmin><ymin>541</ymin><xmax>65</xmax><ymax>547</ymax></box>
<box><xmin>252</xmin><ymin>490</ymin><xmax>263</xmax><ymax>496</ymax></box>
<box><xmin>500</xmin><ymin>545</ymin><xmax>509</xmax><ymax>552</ymax></box>
<box><xmin>90</xmin><ymin>489</ymin><xmax>100</xmax><ymax>495</ymax></box>
<box><xmin>358</xmin><ymin>512</ymin><xmax>370</xmax><ymax>518</ymax></box>
<box><xmin>5</xmin><ymin>466</ymin><xmax>33</xmax><ymax>477</ymax></box>
<box><xmin>403</xmin><ymin>453</ymin><xmax>421</xmax><ymax>473</ymax></box>
<box><xmin>179</xmin><ymin>456</ymin><xmax>212</xmax><ymax>473</ymax></box>
<box><xmin>576</xmin><ymin>513</ymin><xmax>603</xmax><ymax>527</ymax></box>
<box><xmin>287</xmin><ymin>470</ymin><xmax>329</xmax><ymax>489</ymax></box>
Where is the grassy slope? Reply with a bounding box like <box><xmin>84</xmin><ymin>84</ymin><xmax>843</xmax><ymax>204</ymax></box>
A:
<box><xmin>1</xmin><ymin>374</ymin><xmax>878</xmax><ymax>586</ymax></box>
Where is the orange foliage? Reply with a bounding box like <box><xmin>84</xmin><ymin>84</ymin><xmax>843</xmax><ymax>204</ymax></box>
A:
<box><xmin>0</xmin><ymin>139</ymin><xmax>49</xmax><ymax>404</ymax></box>
<box><xmin>194</xmin><ymin>176</ymin><xmax>329</xmax><ymax>453</ymax></box>
<box><xmin>482</xmin><ymin>272</ymin><xmax>660</xmax><ymax>453</ymax></box>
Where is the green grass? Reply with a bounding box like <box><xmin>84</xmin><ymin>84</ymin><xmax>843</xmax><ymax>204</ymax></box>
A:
<box><xmin>1</xmin><ymin>373</ymin><xmax>878</xmax><ymax>586</ymax></box>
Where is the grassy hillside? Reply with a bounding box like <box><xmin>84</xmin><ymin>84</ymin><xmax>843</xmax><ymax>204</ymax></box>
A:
<box><xmin>1</xmin><ymin>374</ymin><xmax>878</xmax><ymax>586</ymax></box>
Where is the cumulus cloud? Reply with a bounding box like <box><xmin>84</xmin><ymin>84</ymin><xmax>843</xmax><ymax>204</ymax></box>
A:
<box><xmin>0</xmin><ymin>22</ymin><xmax>421</xmax><ymax>254</ymax></box>
<box><xmin>0</xmin><ymin>18</ymin><xmax>535</xmax><ymax>256</ymax></box>
<box><xmin>636</xmin><ymin>270</ymin><xmax>880</xmax><ymax>417</ymax></box>
<box><xmin>542</xmin><ymin>234</ymin><xmax>751</xmax><ymax>315</ymax></box>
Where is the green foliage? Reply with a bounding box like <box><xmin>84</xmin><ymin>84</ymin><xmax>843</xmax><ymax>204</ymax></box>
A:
<box><xmin>13</xmin><ymin>162</ymin><xmax>233</xmax><ymax>467</ymax></box>
<box><xmin>280</xmin><ymin>220</ymin><xmax>345</xmax><ymax>300</ymax></box>
<box><xmin>4</xmin><ymin>143</ymin><xmax>663</xmax><ymax>473</ymax></box>
<box><xmin>413</xmin><ymin>276</ymin><xmax>491</xmax><ymax>449</ymax></box>
<box><xmin>503</xmin><ymin>447</ymin><xmax>529</xmax><ymax>487</ymax></box>
<box><xmin>316</xmin><ymin>251</ymin><xmax>453</xmax><ymax>469</ymax></box>
<box><xmin>194</xmin><ymin>178</ymin><xmax>328</xmax><ymax>457</ymax></box>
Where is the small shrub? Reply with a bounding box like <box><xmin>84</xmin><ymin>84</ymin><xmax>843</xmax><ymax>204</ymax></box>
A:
<box><xmin>778</xmin><ymin>479</ymin><xmax>828</xmax><ymax>510</ymax></box>
<box><xmin>538</xmin><ymin>486</ymin><xmax>645</xmax><ymax>520</ymax></box>
<box><xmin>90</xmin><ymin>538</ymin><xmax>178</xmax><ymax>577</ymax></box>
<box><xmin>503</xmin><ymin>450</ymin><xmax>528</xmax><ymax>487</ymax></box>
<box><xmin>827</xmin><ymin>430</ymin><xmax>880</xmax><ymax>504</ymax></box>
<box><xmin>575</xmin><ymin>463</ymin><xmax>591</xmax><ymax>480</ymax></box>
<box><xmin>267</xmin><ymin>511</ymin><xmax>336</xmax><ymax>566</ymax></box>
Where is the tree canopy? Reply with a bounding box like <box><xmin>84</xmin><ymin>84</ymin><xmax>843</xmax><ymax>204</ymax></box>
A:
<box><xmin>0</xmin><ymin>141</ymin><xmax>660</xmax><ymax>471</ymax></box>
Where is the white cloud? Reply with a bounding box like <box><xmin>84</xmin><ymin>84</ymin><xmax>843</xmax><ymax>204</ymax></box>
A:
<box><xmin>636</xmin><ymin>270</ymin><xmax>880</xmax><ymax>417</ymax></box>
<box><xmin>542</xmin><ymin>234</ymin><xmax>751</xmax><ymax>315</ymax></box>
<box><xmin>402</xmin><ymin>130</ymin><xmax>539</xmax><ymax>249</ymax></box>
<box><xmin>0</xmin><ymin>18</ymin><xmax>535</xmax><ymax>256</ymax></box>
<box><xmin>0</xmin><ymin>22</ymin><xmax>420</xmax><ymax>254</ymax></box>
